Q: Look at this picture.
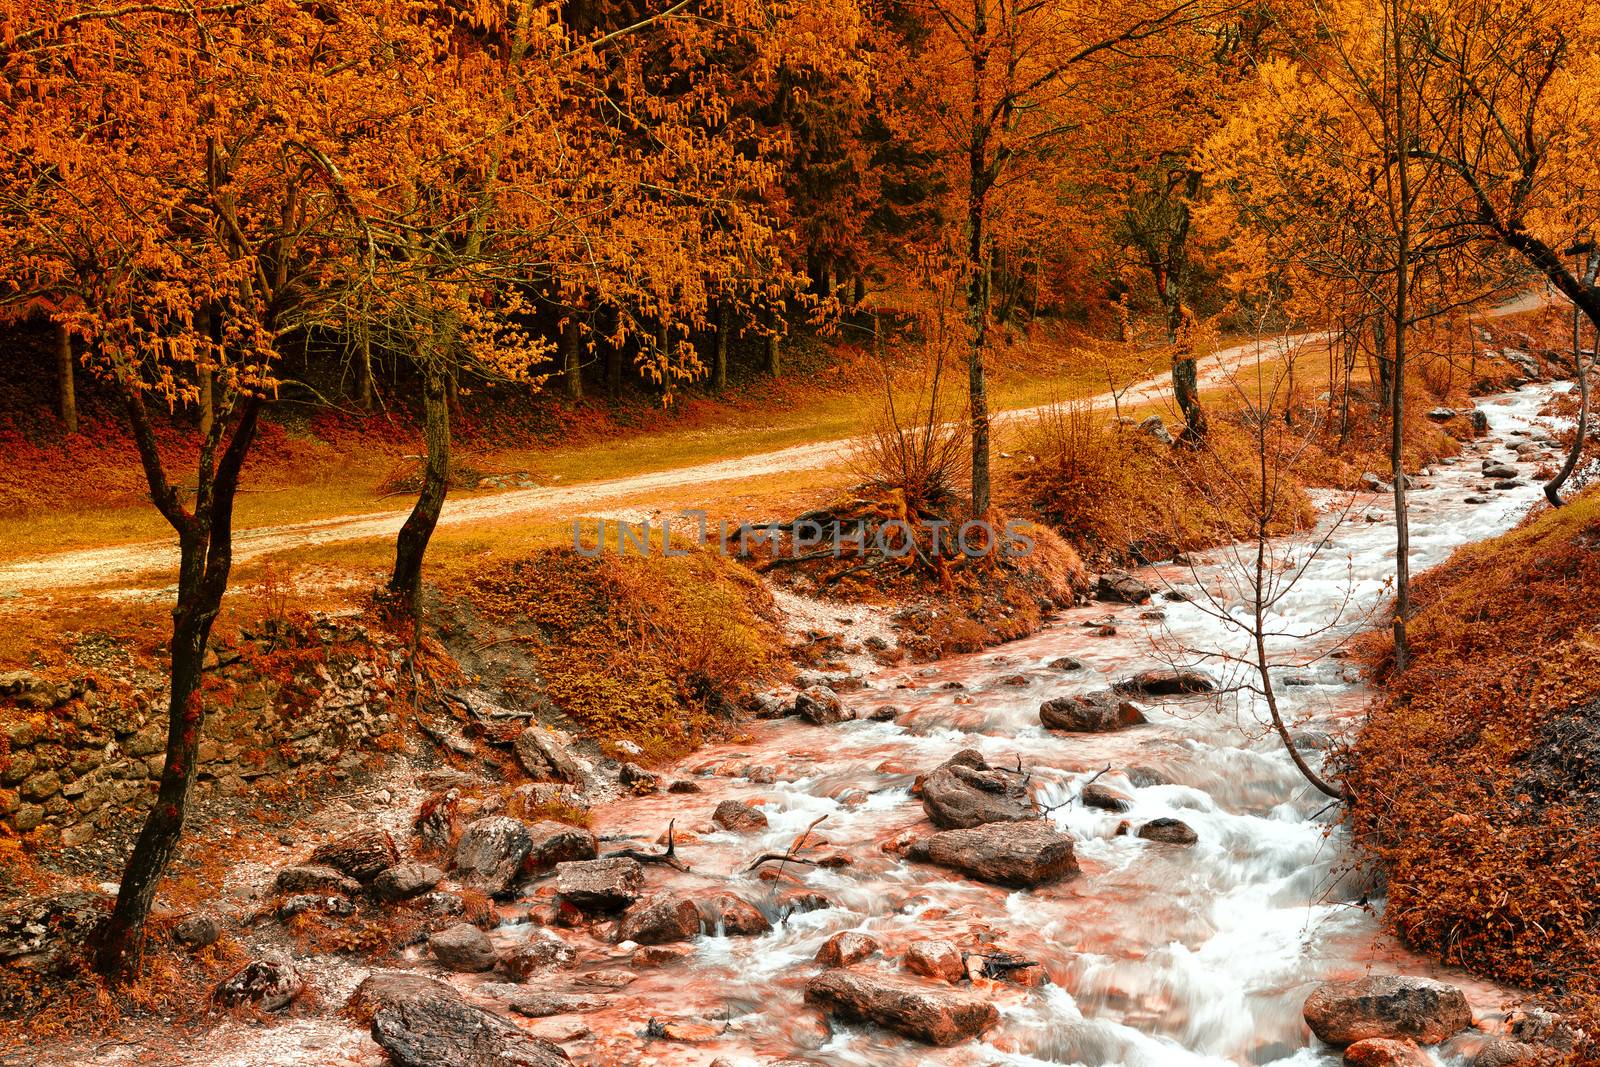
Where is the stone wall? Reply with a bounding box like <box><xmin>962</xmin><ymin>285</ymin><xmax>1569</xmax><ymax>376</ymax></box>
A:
<box><xmin>0</xmin><ymin>617</ymin><xmax>401</xmax><ymax>846</ymax></box>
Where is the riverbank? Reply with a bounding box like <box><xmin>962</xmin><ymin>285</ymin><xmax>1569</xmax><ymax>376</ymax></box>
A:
<box><xmin>1347</xmin><ymin>474</ymin><xmax>1600</xmax><ymax>1054</ymax></box>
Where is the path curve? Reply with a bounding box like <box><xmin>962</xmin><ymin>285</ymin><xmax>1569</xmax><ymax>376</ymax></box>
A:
<box><xmin>0</xmin><ymin>293</ymin><xmax>1545</xmax><ymax>595</ymax></box>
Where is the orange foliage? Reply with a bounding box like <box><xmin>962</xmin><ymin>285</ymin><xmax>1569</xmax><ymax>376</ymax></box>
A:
<box><xmin>1346</xmin><ymin>485</ymin><xmax>1600</xmax><ymax>1037</ymax></box>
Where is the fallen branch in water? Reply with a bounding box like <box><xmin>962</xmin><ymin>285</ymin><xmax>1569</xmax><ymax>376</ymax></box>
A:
<box><xmin>605</xmin><ymin>820</ymin><xmax>691</xmax><ymax>872</ymax></box>
<box><xmin>966</xmin><ymin>950</ymin><xmax>1039</xmax><ymax>979</ymax></box>
<box><xmin>745</xmin><ymin>819</ymin><xmax>832</xmax><ymax>876</ymax></box>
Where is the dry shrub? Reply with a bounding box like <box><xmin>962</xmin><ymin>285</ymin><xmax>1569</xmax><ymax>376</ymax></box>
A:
<box><xmin>849</xmin><ymin>356</ymin><xmax>970</xmax><ymax>516</ymax></box>
<box><xmin>1007</xmin><ymin>400</ymin><xmax>1319</xmax><ymax>563</ymax></box>
<box><xmin>1346</xmin><ymin>485</ymin><xmax>1600</xmax><ymax>1037</ymax></box>
<box><xmin>459</xmin><ymin>545</ymin><xmax>783</xmax><ymax>763</ymax></box>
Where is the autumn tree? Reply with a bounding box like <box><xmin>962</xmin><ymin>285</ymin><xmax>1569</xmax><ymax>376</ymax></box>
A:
<box><xmin>1390</xmin><ymin>0</ymin><xmax>1600</xmax><ymax>504</ymax></box>
<box><xmin>1201</xmin><ymin>0</ymin><xmax>1516</xmax><ymax>666</ymax></box>
<box><xmin>0</xmin><ymin>0</ymin><xmax>515</xmax><ymax>978</ymax></box>
<box><xmin>906</xmin><ymin>0</ymin><xmax>1239</xmax><ymax>517</ymax></box>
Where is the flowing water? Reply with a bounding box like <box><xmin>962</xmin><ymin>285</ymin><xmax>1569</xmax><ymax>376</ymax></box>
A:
<box><xmin>474</xmin><ymin>383</ymin><xmax>1570</xmax><ymax>1067</ymax></box>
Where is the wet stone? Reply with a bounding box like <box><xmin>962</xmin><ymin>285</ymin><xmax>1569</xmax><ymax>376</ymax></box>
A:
<box><xmin>711</xmin><ymin>799</ymin><xmax>768</xmax><ymax>833</ymax></box>
<box><xmin>429</xmin><ymin>922</ymin><xmax>498</xmax><ymax>972</ymax></box>
<box><xmin>815</xmin><ymin>930</ymin><xmax>879</xmax><ymax>968</ymax></box>
<box><xmin>920</xmin><ymin>749</ymin><xmax>1035</xmax><ymax>830</ymax></box>
<box><xmin>1137</xmin><ymin>818</ymin><xmax>1198</xmax><ymax>845</ymax></box>
<box><xmin>911</xmin><ymin>821</ymin><xmax>1079</xmax><ymax>887</ymax></box>
<box><xmin>554</xmin><ymin>857</ymin><xmax>644</xmax><ymax>914</ymax></box>
<box><xmin>1040</xmin><ymin>691</ymin><xmax>1147</xmax><ymax>732</ymax></box>
<box><xmin>1303</xmin><ymin>975</ymin><xmax>1472</xmax><ymax>1046</ymax></box>
<box><xmin>804</xmin><ymin>970</ymin><xmax>1000</xmax><ymax>1047</ymax></box>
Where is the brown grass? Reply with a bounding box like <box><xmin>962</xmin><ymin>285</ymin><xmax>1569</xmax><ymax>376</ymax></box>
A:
<box><xmin>1345</xmin><ymin>485</ymin><xmax>1600</xmax><ymax>1043</ymax></box>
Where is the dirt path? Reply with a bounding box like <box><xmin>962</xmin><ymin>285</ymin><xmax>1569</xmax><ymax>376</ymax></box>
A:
<box><xmin>0</xmin><ymin>293</ymin><xmax>1545</xmax><ymax>596</ymax></box>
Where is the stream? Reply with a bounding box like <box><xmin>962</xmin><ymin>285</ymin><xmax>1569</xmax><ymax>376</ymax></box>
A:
<box><xmin>513</xmin><ymin>380</ymin><xmax>1569</xmax><ymax>1067</ymax></box>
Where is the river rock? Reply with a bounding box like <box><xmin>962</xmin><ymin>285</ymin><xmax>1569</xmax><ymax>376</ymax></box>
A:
<box><xmin>525</xmin><ymin>821</ymin><xmax>598</xmax><ymax>870</ymax></box>
<box><xmin>1472</xmin><ymin>1040</ymin><xmax>1541</xmax><ymax>1067</ymax></box>
<box><xmin>1137</xmin><ymin>818</ymin><xmax>1197</xmax><ymax>845</ymax></box>
<box><xmin>373</xmin><ymin>863</ymin><xmax>445</xmax><ymax>903</ymax></box>
<box><xmin>499</xmin><ymin>933</ymin><xmax>578</xmax><ymax>979</ymax></box>
<box><xmin>514</xmin><ymin>728</ymin><xmax>595</xmax><ymax>791</ymax></box>
<box><xmin>920</xmin><ymin>749</ymin><xmax>1036</xmax><ymax>829</ymax></box>
<box><xmin>279</xmin><ymin>892</ymin><xmax>355</xmax><ymax>920</ymax></box>
<box><xmin>795</xmin><ymin>685</ymin><xmax>852</xmax><ymax>724</ymax></box>
<box><xmin>497</xmin><ymin>990</ymin><xmax>608</xmax><ymax>1018</ymax></box>
<box><xmin>309</xmin><ymin>829</ymin><xmax>399</xmax><ymax>883</ymax></box>
<box><xmin>1115</xmin><ymin>668</ymin><xmax>1215</xmax><ymax>695</ymax></box>
<box><xmin>0</xmin><ymin>892</ymin><xmax>107</xmax><ymax>973</ymax></box>
<box><xmin>1096</xmin><ymin>571</ymin><xmax>1153</xmax><ymax>604</ymax></box>
<box><xmin>1344</xmin><ymin>1038</ymin><xmax>1430</xmax><ymax>1066</ymax></box>
<box><xmin>275</xmin><ymin>864</ymin><xmax>362</xmax><ymax>897</ymax></box>
<box><xmin>903</xmin><ymin>939</ymin><xmax>964</xmax><ymax>983</ymax></box>
<box><xmin>618</xmin><ymin>763</ymin><xmax>660</xmax><ymax>794</ymax></box>
<box><xmin>171</xmin><ymin>912</ymin><xmax>222</xmax><ymax>950</ymax></box>
<box><xmin>554</xmin><ymin>857</ymin><xmax>643</xmax><ymax>914</ymax></box>
<box><xmin>453</xmin><ymin>816</ymin><xmax>533</xmax><ymax>895</ymax></box>
<box><xmin>1040</xmin><ymin>691</ymin><xmax>1147</xmax><ymax>732</ymax></box>
<box><xmin>617</xmin><ymin>894</ymin><xmax>701</xmax><ymax>945</ymax></box>
<box><xmin>804</xmin><ymin>970</ymin><xmax>1000</xmax><ymax>1046</ymax></box>
<box><xmin>430</xmin><ymin>922</ymin><xmax>498</xmax><ymax>972</ymax></box>
<box><xmin>712</xmin><ymin>799</ymin><xmax>768</xmax><ymax>833</ymax></box>
<box><xmin>1470</xmin><ymin>409</ymin><xmax>1490</xmax><ymax>434</ymax></box>
<box><xmin>911</xmin><ymin>821</ymin><xmax>1079</xmax><ymax>887</ymax></box>
<box><xmin>1426</xmin><ymin>407</ymin><xmax>1456</xmax><ymax>422</ymax></box>
<box><xmin>1082</xmin><ymin>783</ymin><xmax>1133</xmax><ymax>812</ymax></box>
<box><xmin>1303</xmin><ymin>975</ymin><xmax>1472</xmax><ymax>1046</ymax></box>
<box><xmin>213</xmin><ymin>953</ymin><xmax>302</xmax><ymax>1011</ymax></box>
<box><xmin>1048</xmin><ymin>656</ymin><xmax>1084</xmax><ymax>671</ymax></box>
<box><xmin>816</xmin><ymin>930</ymin><xmax>879</xmax><ymax>968</ymax></box>
<box><xmin>350</xmin><ymin>971</ymin><xmax>570</xmax><ymax>1067</ymax></box>
<box><xmin>1482</xmin><ymin>461</ymin><xmax>1518</xmax><ymax>479</ymax></box>
<box><xmin>704</xmin><ymin>894</ymin><xmax>771</xmax><ymax>936</ymax></box>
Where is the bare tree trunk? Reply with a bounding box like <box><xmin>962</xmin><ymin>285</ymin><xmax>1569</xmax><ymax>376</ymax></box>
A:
<box><xmin>764</xmin><ymin>310</ymin><xmax>781</xmax><ymax>377</ymax></box>
<box><xmin>1545</xmin><ymin>253</ymin><xmax>1598</xmax><ymax>507</ymax></box>
<box><xmin>713</xmin><ymin>302</ymin><xmax>730</xmax><ymax>392</ymax></box>
<box><xmin>561</xmin><ymin>315</ymin><xmax>583</xmax><ymax>402</ymax></box>
<box><xmin>56</xmin><ymin>322</ymin><xmax>77</xmax><ymax>435</ymax></box>
<box><xmin>196</xmin><ymin>307</ymin><xmax>214</xmax><ymax>439</ymax></box>
<box><xmin>358</xmin><ymin>332</ymin><xmax>375</xmax><ymax>411</ymax></box>
<box><xmin>1389</xmin><ymin>0</ymin><xmax>1413</xmax><ymax>671</ymax></box>
<box><xmin>389</xmin><ymin>362</ymin><xmax>450</xmax><ymax>604</ymax></box>
<box><xmin>96</xmin><ymin>392</ymin><xmax>263</xmax><ymax>980</ymax></box>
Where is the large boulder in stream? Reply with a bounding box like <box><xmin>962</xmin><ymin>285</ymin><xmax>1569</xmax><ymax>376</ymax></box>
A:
<box><xmin>795</xmin><ymin>685</ymin><xmax>853</xmax><ymax>725</ymax></box>
<box><xmin>919</xmin><ymin>749</ymin><xmax>1037</xmax><ymax>829</ymax></box>
<box><xmin>349</xmin><ymin>971</ymin><xmax>570</xmax><ymax>1067</ymax></box>
<box><xmin>1040</xmin><ymin>691</ymin><xmax>1147</xmax><ymax>733</ymax></box>
<box><xmin>1096</xmin><ymin>570</ymin><xmax>1153</xmax><ymax>604</ymax></box>
<box><xmin>910</xmin><ymin>821</ymin><xmax>1079</xmax><ymax>887</ymax></box>
<box><xmin>1303</xmin><ymin>975</ymin><xmax>1472</xmax><ymax>1046</ymax></box>
<box><xmin>616</xmin><ymin>894</ymin><xmax>701</xmax><ymax>945</ymax></box>
<box><xmin>554</xmin><ymin>857</ymin><xmax>644</xmax><ymax>914</ymax></box>
<box><xmin>1115</xmin><ymin>668</ymin><xmax>1216</xmax><ymax>696</ymax></box>
<box><xmin>805</xmin><ymin>970</ymin><xmax>1000</xmax><ymax>1046</ymax></box>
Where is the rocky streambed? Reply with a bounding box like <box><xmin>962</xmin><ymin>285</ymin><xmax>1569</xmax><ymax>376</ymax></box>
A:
<box><xmin>32</xmin><ymin>381</ymin><xmax>1586</xmax><ymax>1067</ymax></box>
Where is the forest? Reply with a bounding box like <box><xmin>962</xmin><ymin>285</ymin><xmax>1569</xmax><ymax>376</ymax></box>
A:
<box><xmin>0</xmin><ymin>0</ymin><xmax>1597</xmax><ymax>1063</ymax></box>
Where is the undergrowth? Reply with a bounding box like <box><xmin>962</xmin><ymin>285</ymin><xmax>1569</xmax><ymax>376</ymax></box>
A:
<box><xmin>458</xmin><ymin>546</ymin><xmax>783</xmax><ymax>763</ymax></box>
<box><xmin>1345</xmin><ymin>485</ymin><xmax>1600</xmax><ymax>1042</ymax></box>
